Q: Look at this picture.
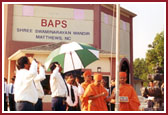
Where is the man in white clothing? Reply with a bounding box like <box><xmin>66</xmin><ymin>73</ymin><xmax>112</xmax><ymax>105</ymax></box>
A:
<box><xmin>65</xmin><ymin>73</ymin><xmax>84</xmax><ymax>111</ymax></box>
<box><xmin>4</xmin><ymin>78</ymin><xmax>8</xmax><ymax>111</ymax></box>
<box><xmin>14</xmin><ymin>56</ymin><xmax>38</xmax><ymax>111</ymax></box>
<box><xmin>8</xmin><ymin>77</ymin><xmax>16</xmax><ymax>111</ymax></box>
<box><xmin>49</xmin><ymin>62</ymin><xmax>68</xmax><ymax>111</ymax></box>
<box><xmin>34</xmin><ymin>63</ymin><xmax>46</xmax><ymax>111</ymax></box>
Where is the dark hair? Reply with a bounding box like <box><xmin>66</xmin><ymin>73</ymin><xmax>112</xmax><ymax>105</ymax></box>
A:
<box><xmin>4</xmin><ymin>78</ymin><xmax>7</xmax><ymax>82</ymax></box>
<box><xmin>65</xmin><ymin>72</ymin><xmax>73</xmax><ymax>77</ymax></box>
<box><xmin>64</xmin><ymin>72</ymin><xmax>75</xmax><ymax>80</ymax></box>
<box><xmin>11</xmin><ymin>77</ymin><xmax>15</xmax><ymax>81</ymax></box>
<box><xmin>149</xmin><ymin>80</ymin><xmax>154</xmax><ymax>83</ymax></box>
<box><xmin>49</xmin><ymin>62</ymin><xmax>59</xmax><ymax>72</ymax></box>
<box><xmin>17</xmin><ymin>56</ymin><xmax>29</xmax><ymax>70</ymax></box>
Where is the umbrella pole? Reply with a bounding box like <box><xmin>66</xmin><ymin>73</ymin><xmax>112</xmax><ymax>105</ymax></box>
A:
<box><xmin>70</xmin><ymin>52</ymin><xmax>78</xmax><ymax>85</ymax></box>
<box><xmin>70</xmin><ymin>52</ymin><xmax>75</xmax><ymax>70</ymax></box>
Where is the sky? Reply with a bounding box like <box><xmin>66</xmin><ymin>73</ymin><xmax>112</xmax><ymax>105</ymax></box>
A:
<box><xmin>120</xmin><ymin>3</ymin><xmax>165</xmax><ymax>60</ymax></box>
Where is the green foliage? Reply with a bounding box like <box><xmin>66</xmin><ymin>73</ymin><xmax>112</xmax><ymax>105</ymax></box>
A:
<box><xmin>133</xmin><ymin>31</ymin><xmax>164</xmax><ymax>86</ymax></box>
<box><xmin>146</xmin><ymin>31</ymin><xmax>164</xmax><ymax>73</ymax></box>
<box><xmin>133</xmin><ymin>58</ymin><xmax>147</xmax><ymax>78</ymax></box>
<box><xmin>133</xmin><ymin>58</ymin><xmax>149</xmax><ymax>85</ymax></box>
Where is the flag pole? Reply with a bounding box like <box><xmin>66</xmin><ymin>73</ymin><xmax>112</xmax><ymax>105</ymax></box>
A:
<box><xmin>110</xmin><ymin>4</ymin><xmax>116</xmax><ymax>111</ymax></box>
<box><xmin>115</xmin><ymin>4</ymin><xmax>120</xmax><ymax>111</ymax></box>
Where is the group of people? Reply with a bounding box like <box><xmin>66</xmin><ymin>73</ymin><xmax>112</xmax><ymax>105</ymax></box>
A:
<box><xmin>4</xmin><ymin>77</ymin><xmax>15</xmax><ymax>111</ymax></box>
<box><xmin>141</xmin><ymin>80</ymin><xmax>164</xmax><ymax>111</ymax></box>
<box><xmin>4</xmin><ymin>56</ymin><xmax>46</xmax><ymax>111</ymax></box>
<box><xmin>4</xmin><ymin>56</ymin><xmax>140</xmax><ymax>111</ymax></box>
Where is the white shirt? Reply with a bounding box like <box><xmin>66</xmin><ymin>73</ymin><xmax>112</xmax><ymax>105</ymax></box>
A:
<box><xmin>66</xmin><ymin>83</ymin><xmax>84</xmax><ymax>107</ymax></box>
<box><xmin>50</xmin><ymin>67</ymin><xmax>68</xmax><ymax>98</ymax></box>
<box><xmin>4</xmin><ymin>82</ymin><xmax>8</xmax><ymax>96</ymax></box>
<box><xmin>14</xmin><ymin>60</ymin><xmax>38</xmax><ymax>104</ymax></box>
<box><xmin>34</xmin><ymin>66</ymin><xmax>46</xmax><ymax>99</ymax></box>
<box><xmin>8</xmin><ymin>83</ymin><xmax>14</xmax><ymax>94</ymax></box>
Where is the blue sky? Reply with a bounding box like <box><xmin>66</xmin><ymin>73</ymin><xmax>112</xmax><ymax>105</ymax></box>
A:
<box><xmin>120</xmin><ymin>3</ymin><xmax>165</xmax><ymax>60</ymax></box>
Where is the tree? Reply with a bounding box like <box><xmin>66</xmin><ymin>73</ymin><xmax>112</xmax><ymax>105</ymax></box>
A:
<box><xmin>133</xmin><ymin>31</ymin><xmax>164</xmax><ymax>86</ymax></box>
<box><xmin>146</xmin><ymin>31</ymin><xmax>164</xmax><ymax>73</ymax></box>
<box><xmin>133</xmin><ymin>58</ymin><xmax>148</xmax><ymax>86</ymax></box>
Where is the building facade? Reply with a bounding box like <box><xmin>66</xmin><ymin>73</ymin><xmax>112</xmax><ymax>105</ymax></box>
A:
<box><xmin>4</xmin><ymin>4</ymin><xmax>136</xmax><ymax>110</ymax></box>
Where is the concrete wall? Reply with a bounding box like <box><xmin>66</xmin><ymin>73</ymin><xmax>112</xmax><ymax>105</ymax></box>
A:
<box><xmin>101</xmin><ymin>12</ymin><xmax>131</xmax><ymax>62</ymax></box>
<box><xmin>34</xmin><ymin>54</ymin><xmax>49</xmax><ymax>64</ymax></box>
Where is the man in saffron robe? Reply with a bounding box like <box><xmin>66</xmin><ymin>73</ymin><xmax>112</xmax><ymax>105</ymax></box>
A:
<box><xmin>80</xmin><ymin>70</ymin><xmax>92</xmax><ymax>111</ymax></box>
<box><xmin>111</xmin><ymin>72</ymin><xmax>140</xmax><ymax>111</ymax></box>
<box><xmin>83</xmin><ymin>73</ymin><xmax>109</xmax><ymax>111</ymax></box>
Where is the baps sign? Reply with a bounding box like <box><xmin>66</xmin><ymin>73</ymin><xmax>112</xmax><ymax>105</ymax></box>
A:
<box><xmin>12</xmin><ymin>5</ymin><xmax>93</xmax><ymax>44</ymax></box>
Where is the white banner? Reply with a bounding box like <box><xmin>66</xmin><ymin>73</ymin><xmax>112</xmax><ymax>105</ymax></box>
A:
<box><xmin>12</xmin><ymin>5</ymin><xmax>93</xmax><ymax>44</ymax></box>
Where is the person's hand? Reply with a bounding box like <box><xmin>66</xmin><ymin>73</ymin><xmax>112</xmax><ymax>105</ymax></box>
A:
<box><xmin>38</xmin><ymin>63</ymin><xmax>42</xmax><ymax>67</ymax></box>
<box><xmin>55</xmin><ymin>64</ymin><xmax>58</xmax><ymax>67</ymax></box>
<box><xmin>110</xmin><ymin>99</ymin><xmax>115</xmax><ymax>104</ymax></box>
<box><xmin>101</xmin><ymin>92</ymin><xmax>107</xmax><ymax>96</ymax></box>
<box><xmin>54</xmin><ymin>64</ymin><xmax>59</xmax><ymax>71</ymax></box>
<box><xmin>55</xmin><ymin>64</ymin><xmax>62</xmax><ymax>72</ymax></box>
<box><xmin>6</xmin><ymin>96</ymin><xmax>8</xmax><ymax>102</ymax></box>
<box><xmin>28</xmin><ymin>57</ymin><xmax>34</xmax><ymax>63</ymax></box>
<box><xmin>38</xmin><ymin>62</ymin><xmax>45</xmax><ymax>68</ymax></box>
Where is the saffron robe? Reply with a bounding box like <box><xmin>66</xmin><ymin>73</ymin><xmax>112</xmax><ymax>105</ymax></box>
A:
<box><xmin>80</xmin><ymin>82</ymin><xmax>90</xmax><ymax>111</ymax></box>
<box><xmin>83</xmin><ymin>83</ymin><xmax>108</xmax><ymax>111</ymax></box>
<box><xmin>119</xmin><ymin>84</ymin><xmax>140</xmax><ymax>111</ymax></box>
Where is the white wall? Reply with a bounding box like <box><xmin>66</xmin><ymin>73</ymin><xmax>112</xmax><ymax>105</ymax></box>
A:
<box><xmin>33</xmin><ymin>54</ymin><xmax>49</xmax><ymax>64</ymax></box>
<box><xmin>86</xmin><ymin>57</ymin><xmax>111</xmax><ymax>73</ymax></box>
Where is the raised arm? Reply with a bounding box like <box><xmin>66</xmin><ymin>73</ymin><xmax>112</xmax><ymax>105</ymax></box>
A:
<box><xmin>34</xmin><ymin>65</ymin><xmax>46</xmax><ymax>82</ymax></box>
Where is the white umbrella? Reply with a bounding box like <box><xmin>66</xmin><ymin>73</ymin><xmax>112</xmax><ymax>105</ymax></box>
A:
<box><xmin>45</xmin><ymin>42</ymin><xmax>99</xmax><ymax>73</ymax></box>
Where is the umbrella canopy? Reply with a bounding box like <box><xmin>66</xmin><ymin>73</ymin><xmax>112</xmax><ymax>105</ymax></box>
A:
<box><xmin>45</xmin><ymin>42</ymin><xmax>99</xmax><ymax>73</ymax></box>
